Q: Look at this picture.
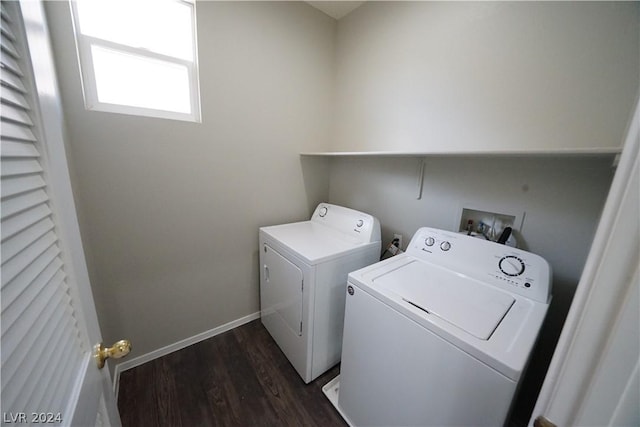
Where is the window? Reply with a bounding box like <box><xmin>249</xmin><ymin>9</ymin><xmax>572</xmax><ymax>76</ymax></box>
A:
<box><xmin>70</xmin><ymin>0</ymin><xmax>201</xmax><ymax>122</ymax></box>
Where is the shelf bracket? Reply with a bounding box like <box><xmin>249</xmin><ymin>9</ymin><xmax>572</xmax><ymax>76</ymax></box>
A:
<box><xmin>416</xmin><ymin>159</ymin><xmax>426</xmax><ymax>200</ymax></box>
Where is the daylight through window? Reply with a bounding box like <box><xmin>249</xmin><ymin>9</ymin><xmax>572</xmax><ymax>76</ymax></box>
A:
<box><xmin>70</xmin><ymin>0</ymin><xmax>201</xmax><ymax>122</ymax></box>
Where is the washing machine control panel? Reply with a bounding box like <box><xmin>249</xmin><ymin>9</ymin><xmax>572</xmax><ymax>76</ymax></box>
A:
<box><xmin>408</xmin><ymin>227</ymin><xmax>551</xmax><ymax>303</ymax></box>
<box><xmin>423</xmin><ymin>236</ymin><xmax>453</xmax><ymax>251</ymax></box>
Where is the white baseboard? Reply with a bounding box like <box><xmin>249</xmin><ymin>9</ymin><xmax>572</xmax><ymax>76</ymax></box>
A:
<box><xmin>113</xmin><ymin>311</ymin><xmax>261</xmax><ymax>398</ymax></box>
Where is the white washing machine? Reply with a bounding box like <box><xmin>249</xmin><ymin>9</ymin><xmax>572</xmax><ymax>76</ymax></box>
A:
<box><xmin>324</xmin><ymin>226</ymin><xmax>551</xmax><ymax>427</ymax></box>
<box><xmin>259</xmin><ymin>203</ymin><xmax>381</xmax><ymax>383</ymax></box>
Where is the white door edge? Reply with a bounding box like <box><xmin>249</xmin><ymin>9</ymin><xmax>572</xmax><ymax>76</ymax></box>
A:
<box><xmin>529</xmin><ymin>98</ymin><xmax>639</xmax><ymax>426</ymax></box>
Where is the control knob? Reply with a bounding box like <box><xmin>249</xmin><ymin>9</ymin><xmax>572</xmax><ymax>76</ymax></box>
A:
<box><xmin>425</xmin><ymin>237</ymin><xmax>435</xmax><ymax>247</ymax></box>
<box><xmin>318</xmin><ymin>206</ymin><xmax>328</xmax><ymax>217</ymax></box>
<box><xmin>499</xmin><ymin>255</ymin><xmax>525</xmax><ymax>277</ymax></box>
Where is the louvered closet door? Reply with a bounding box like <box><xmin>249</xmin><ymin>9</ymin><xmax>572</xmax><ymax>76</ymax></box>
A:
<box><xmin>1</xmin><ymin>2</ymin><xmax>120</xmax><ymax>425</ymax></box>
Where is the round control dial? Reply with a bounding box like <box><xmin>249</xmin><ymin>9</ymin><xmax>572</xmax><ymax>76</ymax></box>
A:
<box><xmin>356</xmin><ymin>219</ymin><xmax>364</xmax><ymax>227</ymax></box>
<box><xmin>499</xmin><ymin>255</ymin><xmax>525</xmax><ymax>277</ymax></box>
<box><xmin>425</xmin><ymin>237</ymin><xmax>435</xmax><ymax>246</ymax></box>
<box><xmin>440</xmin><ymin>241</ymin><xmax>451</xmax><ymax>251</ymax></box>
<box><xmin>318</xmin><ymin>206</ymin><xmax>328</xmax><ymax>217</ymax></box>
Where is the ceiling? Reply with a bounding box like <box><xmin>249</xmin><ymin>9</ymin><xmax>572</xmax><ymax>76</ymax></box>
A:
<box><xmin>306</xmin><ymin>1</ymin><xmax>365</xmax><ymax>20</ymax></box>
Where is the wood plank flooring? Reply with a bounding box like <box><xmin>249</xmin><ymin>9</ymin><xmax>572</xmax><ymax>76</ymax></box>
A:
<box><xmin>117</xmin><ymin>320</ymin><xmax>347</xmax><ymax>427</ymax></box>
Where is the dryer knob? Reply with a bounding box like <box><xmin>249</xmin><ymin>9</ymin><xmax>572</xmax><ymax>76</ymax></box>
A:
<box><xmin>440</xmin><ymin>241</ymin><xmax>451</xmax><ymax>251</ymax></box>
<box><xmin>425</xmin><ymin>237</ymin><xmax>435</xmax><ymax>246</ymax></box>
<box><xmin>319</xmin><ymin>206</ymin><xmax>328</xmax><ymax>217</ymax></box>
<box><xmin>356</xmin><ymin>219</ymin><xmax>364</xmax><ymax>228</ymax></box>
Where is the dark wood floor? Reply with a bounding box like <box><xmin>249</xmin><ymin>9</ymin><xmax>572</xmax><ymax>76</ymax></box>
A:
<box><xmin>118</xmin><ymin>320</ymin><xmax>347</xmax><ymax>427</ymax></box>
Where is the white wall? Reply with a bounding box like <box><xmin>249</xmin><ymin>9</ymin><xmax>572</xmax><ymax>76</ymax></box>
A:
<box><xmin>327</xmin><ymin>156</ymin><xmax>615</xmax><ymax>317</ymax></box>
<box><xmin>328</xmin><ymin>156</ymin><xmax>613</xmax><ymax>281</ymax></box>
<box><xmin>333</xmin><ymin>2</ymin><xmax>639</xmax><ymax>153</ymax></box>
<box><xmin>44</xmin><ymin>1</ymin><xmax>334</xmax><ymax>360</ymax></box>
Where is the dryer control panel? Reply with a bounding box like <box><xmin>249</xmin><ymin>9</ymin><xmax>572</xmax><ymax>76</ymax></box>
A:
<box><xmin>407</xmin><ymin>227</ymin><xmax>551</xmax><ymax>303</ymax></box>
<box><xmin>311</xmin><ymin>203</ymin><xmax>381</xmax><ymax>245</ymax></box>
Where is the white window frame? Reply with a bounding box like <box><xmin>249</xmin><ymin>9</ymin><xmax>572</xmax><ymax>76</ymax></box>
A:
<box><xmin>69</xmin><ymin>0</ymin><xmax>201</xmax><ymax>123</ymax></box>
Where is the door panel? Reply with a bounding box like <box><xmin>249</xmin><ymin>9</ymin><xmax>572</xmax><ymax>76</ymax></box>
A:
<box><xmin>262</xmin><ymin>244</ymin><xmax>304</xmax><ymax>336</ymax></box>
<box><xmin>0</xmin><ymin>2</ymin><xmax>122</xmax><ymax>426</ymax></box>
<box><xmin>530</xmin><ymin>100</ymin><xmax>639</xmax><ymax>426</ymax></box>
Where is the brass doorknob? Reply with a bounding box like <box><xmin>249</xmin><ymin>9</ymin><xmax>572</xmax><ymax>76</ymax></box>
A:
<box><xmin>93</xmin><ymin>340</ymin><xmax>131</xmax><ymax>369</ymax></box>
<box><xmin>533</xmin><ymin>416</ymin><xmax>558</xmax><ymax>427</ymax></box>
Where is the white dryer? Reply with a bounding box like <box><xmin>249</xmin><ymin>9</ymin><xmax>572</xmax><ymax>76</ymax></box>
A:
<box><xmin>259</xmin><ymin>203</ymin><xmax>381</xmax><ymax>383</ymax></box>
<box><xmin>324</xmin><ymin>227</ymin><xmax>551</xmax><ymax>427</ymax></box>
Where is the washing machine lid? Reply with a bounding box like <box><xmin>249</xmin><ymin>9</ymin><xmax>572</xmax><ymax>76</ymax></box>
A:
<box><xmin>372</xmin><ymin>260</ymin><xmax>515</xmax><ymax>340</ymax></box>
<box><xmin>260</xmin><ymin>221</ymin><xmax>367</xmax><ymax>264</ymax></box>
